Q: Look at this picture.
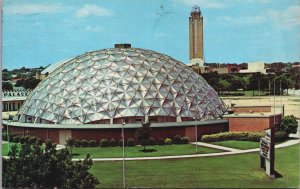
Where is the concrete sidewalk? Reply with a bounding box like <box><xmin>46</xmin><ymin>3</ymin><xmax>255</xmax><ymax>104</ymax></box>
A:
<box><xmin>72</xmin><ymin>138</ymin><xmax>300</xmax><ymax>162</ymax></box>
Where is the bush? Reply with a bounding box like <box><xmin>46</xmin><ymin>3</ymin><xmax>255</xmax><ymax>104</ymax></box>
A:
<box><xmin>201</xmin><ymin>132</ymin><xmax>264</xmax><ymax>142</ymax></box>
<box><xmin>81</xmin><ymin>140</ymin><xmax>89</xmax><ymax>147</ymax></box>
<box><xmin>127</xmin><ymin>138</ymin><xmax>135</xmax><ymax>147</ymax></box>
<box><xmin>2</xmin><ymin>133</ymin><xmax>7</xmax><ymax>141</ymax></box>
<box><xmin>88</xmin><ymin>140</ymin><xmax>97</xmax><ymax>147</ymax></box>
<box><xmin>157</xmin><ymin>138</ymin><xmax>165</xmax><ymax>145</ymax></box>
<box><xmin>164</xmin><ymin>138</ymin><xmax>172</xmax><ymax>145</ymax></box>
<box><xmin>119</xmin><ymin>139</ymin><xmax>125</xmax><ymax>147</ymax></box>
<box><xmin>181</xmin><ymin>137</ymin><xmax>189</xmax><ymax>144</ymax></box>
<box><xmin>173</xmin><ymin>135</ymin><xmax>182</xmax><ymax>144</ymax></box>
<box><xmin>35</xmin><ymin>138</ymin><xmax>43</xmax><ymax>146</ymax></box>
<box><xmin>45</xmin><ymin>139</ymin><xmax>52</xmax><ymax>145</ymax></box>
<box><xmin>66</xmin><ymin>138</ymin><xmax>76</xmax><ymax>148</ymax></box>
<box><xmin>148</xmin><ymin>137</ymin><xmax>156</xmax><ymax>146</ymax></box>
<box><xmin>13</xmin><ymin>136</ymin><xmax>20</xmax><ymax>143</ymax></box>
<box><xmin>74</xmin><ymin>139</ymin><xmax>81</xmax><ymax>147</ymax></box>
<box><xmin>8</xmin><ymin>134</ymin><xmax>16</xmax><ymax>142</ymax></box>
<box><xmin>100</xmin><ymin>139</ymin><xmax>109</xmax><ymax>147</ymax></box>
<box><xmin>19</xmin><ymin>136</ymin><xmax>26</xmax><ymax>144</ymax></box>
<box><xmin>24</xmin><ymin>135</ymin><xmax>31</xmax><ymax>144</ymax></box>
<box><xmin>28</xmin><ymin>137</ymin><xmax>38</xmax><ymax>145</ymax></box>
<box><xmin>109</xmin><ymin>138</ymin><xmax>117</xmax><ymax>147</ymax></box>
<box><xmin>275</xmin><ymin>131</ymin><xmax>289</xmax><ymax>142</ymax></box>
<box><xmin>280</xmin><ymin>115</ymin><xmax>298</xmax><ymax>134</ymax></box>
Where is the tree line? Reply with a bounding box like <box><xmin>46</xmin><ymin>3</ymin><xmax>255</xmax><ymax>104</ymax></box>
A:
<box><xmin>201</xmin><ymin>72</ymin><xmax>299</xmax><ymax>95</ymax></box>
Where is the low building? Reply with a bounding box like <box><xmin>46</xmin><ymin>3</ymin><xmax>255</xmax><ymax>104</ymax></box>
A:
<box><xmin>239</xmin><ymin>61</ymin><xmax>267</xmax><ymax>74</ymax></box>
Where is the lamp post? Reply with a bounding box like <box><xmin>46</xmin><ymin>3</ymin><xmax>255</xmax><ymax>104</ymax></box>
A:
<box><xmin>193</xmin><ymin>117</ymin><xmax>198</xmax><ymax>154</ymax></box>
<box><xmin>269</xmin><ymin>79</ymin><xmax>271</xmax><ymax>102</ymax></box>
<box><xmin>273</xmin><ymin>76</ymin><xmax>281</xmax><ymax>128</ymax></box>
<box><xmin>258</xmin><ymin>79</ymin><xmax>260</xmax><ymax>101</ymax></box>
<box><xmin>7</xmin><ymin>114</ymin><xmax>10</xmax><ymax>152</ymax></box>
<box><xmin>121</xmin><ymin>120</ymin><xmax>126</xmax><ymax>188</ymax></box>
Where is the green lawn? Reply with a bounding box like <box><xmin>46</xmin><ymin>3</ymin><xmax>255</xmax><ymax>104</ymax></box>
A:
<box><xmin>90</xmin><ymin>144</ymin><xmax>300</xmax><ymax>188</ymax></box>
<box><xmin>71</xmin><ymin>144</ymin><xmax>223</xmax><ymax>158</ymax></box>
<box><xmin>2</xmin><ymin>143</ymin><xmax>21</xmax><ymax>156</ymax></box>
<box><xmin>210</xmin><ymin>140</ymin><xmax>260</xmax><ymax>150</ymax></box>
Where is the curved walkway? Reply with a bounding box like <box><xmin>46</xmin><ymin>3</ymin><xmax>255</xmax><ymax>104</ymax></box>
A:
<box><xmin>72</xmin><ymin>138</ymin><xmax>300</xmax><ymax>162</ymax></box>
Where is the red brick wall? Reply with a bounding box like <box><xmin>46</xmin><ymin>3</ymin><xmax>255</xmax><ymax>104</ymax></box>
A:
<box><xmin>8</xmin><ymin>122</ymin><xmax>228</xmax><ymax>144</ymax></box>
<box><xmin>225</xmin><ymin>115</ymin><xmax>281</xmax><ymax>132</ymax></box>
<box><xmin>8</xmin><ymin>126</ymin><xmax>59</xmax><ymax>143</ymax></box>
<box><xmin>233</xmin><ymin>106</ymin><xmax>271</xmax><ymax>113</ymax></box>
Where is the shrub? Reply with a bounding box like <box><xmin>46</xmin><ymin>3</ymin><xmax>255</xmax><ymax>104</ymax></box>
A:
<box><xmin>8</xmin><ymin>134</ymin><xmax>16</xmax><ymax>142</ymax></box>
<box><xmin>100</xmin><ymin>139</ymin><xmax>109</xmax><ymax>147</ymax></box>
<box><xmin>110</xmin><ymin>138</ymin><xmax>118</xmax><ymax>147</ymax></box>
<box><xmin>127</xmin><ymin>138</ymin><xmax>135</xmax><ymax>147</ymax></box>
<box><xmin>24</xmin><ymin>135</ymin><xmax>31</xmax><ymax>144</ymax></box>
<box><xmin>119</xmin><ymin>139</ymin><xmax>125</xmax><ymax>147</ymax></box>
<box><xmin>201</xmin><ymin>132</ymin><xmax>264</xmax><ymax>142</ymax></box>
<box><xmin>88</xmin><ymin>140</ymin><xmax>97</xmax><ymax>147</ymax></box>
<box><xmin>66</xmin><ymin>138</ymin><xmax>76</xmax><ymax>148</ymax></box>
<box><xmin>81</xmin><ymin>140</ymin><xmax>89</xmax><ymax>147</ymax></box>
<box><xmin>181</xmin><ymin>137</ymin><xmax>189</xmax><ymax>144</ymax></box>
<box><xmin>45</xmin><ymin>139</ymin><xmax>52</xmax><ymax>145</ymax></box>
<box><xmin>74</xmin><ymin>139</ymin><xmax>81</xmax><ymax>147</ymax></box>
<box><xmin>35</xmin><ymin>138</ymin><xmax>43</xmax><ymax>146</ymax></box>
<box><xmin>19</xmin><ymin>136</ymin><xmax>26</xmax><ymax>144</ymax></box>
<box><xmin>148</xmin><ymin>137</ymin><xmax>156</xmax><ymax>146</ymax></box>
<box><xmin>173</xmin><ymin>135</ymin><xmax>182</xmax><ymax>144</ymax></box>
<box><xmin>164</xmin><ymin>138</ymin><xmax>172</xmax><ymax>145</ymax></box>
<box><xmin>280</xmin><ymin>115</ymin><xmax>298</xmax><ymax>134</ymax></box>
<box><xmin>157</xmin><ymin>138</ymin><xmax>165</xmax><ymax>145</ymax></box>
<box><xmin>28</xmin><ymin>137</ymin><xmax>38</xmax><ymax>145</ymax></box>
<box><xmin>13</xmin><ymin>136</ymin><xmax>20</xmax><ymax>143</ymax></box>
<box><xmin>2</xmin><ymin>133</ymin><xmax>7</xmax><ymax>141</ymax></box>
<box><xmin>275</xmin><ymin>131</ymin><xmax>289</xmax><ymax>142</ymax></box>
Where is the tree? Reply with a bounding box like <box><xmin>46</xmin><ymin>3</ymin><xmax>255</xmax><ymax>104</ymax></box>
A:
<box><xmin>2</xmin><ymin>82</ymin><xmax>13</xmax><ymax>91</ymax></box>
<box><xmin>280</xmin><ymin>115</ymin><xmax>298</xmax><ymax>135</ymax></box>
<box><xmin>135</xmin><ymin>121</ymin><xmax>151</xmax><ymax>151</ymax></box>
<box><xmin>3</xmin><ymin>141</ymin><xmax>99</xmax><ymax>188</ymax></box>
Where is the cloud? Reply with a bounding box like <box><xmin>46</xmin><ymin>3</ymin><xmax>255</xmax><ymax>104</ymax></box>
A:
<box><xmin>219</xmin><ymin>15</ymin><xmax>266</xmax><ymax>25</ymax></box>
<box><xmin>173</xmin><ymin>0</ymin><xmax>227</xmax><ymax>9</ymax></box>
<box><xmin>155</xmin><ymin>32</ymin><xmax>167</xmax><ymax>37</ymax></box>
<box><xmin>217</xmin><ymin>5</ymin><xmax>300</xmax><ymax>30</ymax></box>
<box><xmin>5</xmin><ymin>3</ymin><xmax>61</xmax><ymax>15</ymax></box>
<box><xmin>75</xmin><ymin>4</ymin><xmax>112</xmax><ymax>17</ymax></box>
<box><xmin>266</xmin><ymin>5</ymin><xmax>300</xmax><ymax>30</ymax></box>
<box><xmin>84</xmin><ymin>25</ymin><xmax>102</xmax><ymax>32</ymax></box>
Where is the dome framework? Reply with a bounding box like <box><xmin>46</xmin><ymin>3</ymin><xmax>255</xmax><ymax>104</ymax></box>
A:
<box><xmin>18</xmin><ymin>48</ymin><xmax>226</xmax><ymax>124</ymax></box>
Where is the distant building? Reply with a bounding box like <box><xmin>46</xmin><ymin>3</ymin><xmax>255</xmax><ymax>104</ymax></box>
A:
<box><xmin>239</xmin><ymin>61</ymin><xmax>267</xmax><ymax>74</ymax></box>
<box><xmin>188</xmin><ymin>6</ymin><xmax>207</xmax><ymax>73</ymax></box>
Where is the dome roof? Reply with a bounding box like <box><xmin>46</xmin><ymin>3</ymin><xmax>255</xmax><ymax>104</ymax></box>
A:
<box><xmin>18</xmin><ymin>47</ymin><xmax>226</xmax><ymax>124</ymax></box>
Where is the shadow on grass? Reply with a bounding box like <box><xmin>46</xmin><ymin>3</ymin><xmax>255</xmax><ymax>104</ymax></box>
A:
<box><xmin>72</xmin><ymin>153</ymin><xmax>80</xmax><ymax>157</ymax></box>
<box><xmin>139</xmin><ymin>149</ymin><xmax>157</xmax><ymax>153</ymax></box>
<box><xmin>274</xmin><ymin>170</ymin><xmax>283</xmax><ymax>178</ymax></box>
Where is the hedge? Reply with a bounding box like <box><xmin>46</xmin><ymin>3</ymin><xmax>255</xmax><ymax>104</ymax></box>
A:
<box><xmin>275</xmin><ymin>131</ymin><xmax>289</xmax><ymax>142</ymax></box>
<box><xmin>164</xmin><ymin>138</ymin><xmax>172</xmax><ymax>145</ymax></box>
<box><xmin>110</xmin><ymin>138</ymin><xmax>118</xmax><ymax>147</ymax></box>
<box><xmin>88</xmin><ymin>140</ymin><xmax>98</xmax><ymax>147</ymax></box>
<box><xmin>157</xmin><ymin>138</ymin><xmax>165</xmax><ymax>145</ymax></box>
<box><xmin>201</xmin><ymin>132</ymin><xmax>264</xmax><ymax>142</ymax></box>
<box><xmin>100</xmin><ymin>139</ymin><xmax>109</xmax><ymax>147</ymax></box>
<box><xmin>127</xmin><ymin>138</ymin><xmax>135</xmax><ymax>147</ymax></box>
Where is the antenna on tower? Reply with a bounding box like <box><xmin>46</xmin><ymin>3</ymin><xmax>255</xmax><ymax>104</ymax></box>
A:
<box><xmin>191</xmin><ymin>5</ymin><xmax>201</xmax><ymax>14</ymax></box>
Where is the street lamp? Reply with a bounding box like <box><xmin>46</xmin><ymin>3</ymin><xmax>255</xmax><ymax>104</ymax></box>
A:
<box><xmin>121</xmin><ymin>119</ymin><xmax>126</xmax><ymax>188</ymax></box>
<box><xmin>273</xmin><ymin>77</ymin><xmax>282</xmax><ymax>128</ymax></box>
<box><xmin>193</xmin><ymin>117</ymin><xmax>198</xmax><ymax>154</ymax></box>
<box><xmin>7</xmin><ymin>114</ymin><xmax>11</xmax><ymax>152</ymax></box>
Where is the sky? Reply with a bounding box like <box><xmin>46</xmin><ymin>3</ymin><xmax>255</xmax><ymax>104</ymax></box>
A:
<box><xmin>2</xmin><ymin>0</ymin><xmax>300</xmax><ymax>70</ymax></box>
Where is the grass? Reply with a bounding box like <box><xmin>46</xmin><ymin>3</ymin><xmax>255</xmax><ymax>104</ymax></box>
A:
<box><xmin>90</xmin><ymin>144</ymin><xmax>300</xmax><ymax>188</ymax></box>
<box><xmin>209</xmin><ymin>140</ymin><xmax>260</xmax><ymax>150</ymax></box>
<box><xmin>71</xmin><ymin>144</ymin><xmax>223</xmax><ymax>158</ymax></box>
<box><xmin>2</xmin><ymin>143</ymin><xmax>21</xmax><ymax>156</ymax></box>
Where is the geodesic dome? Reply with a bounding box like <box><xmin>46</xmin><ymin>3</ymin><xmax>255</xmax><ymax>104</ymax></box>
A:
<box><xmin>17</xmin><ymin>47</ymin><xmax>226</xmax><ymax>124</ymax></box>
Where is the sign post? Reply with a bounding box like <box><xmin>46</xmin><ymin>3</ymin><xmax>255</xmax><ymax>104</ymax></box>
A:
<box><xmin>260</xmin><ymin>128</ymin><xmax>275</xmax><ymax>178</ymax></box>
